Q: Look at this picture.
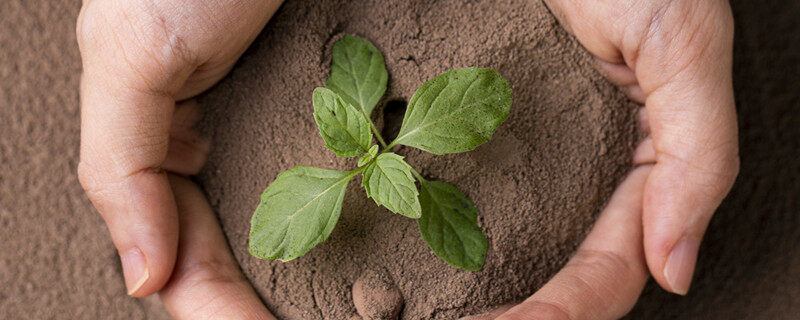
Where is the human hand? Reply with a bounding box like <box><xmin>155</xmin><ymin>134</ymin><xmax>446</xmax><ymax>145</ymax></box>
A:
<box><xmin>464</xmin><ymin>0</ymin><xmax>739</xmax><ymax>318</ymax></box>
<box><xmin>76</xmin><ymin>0</ymin><xmax>281</xmax><ymax>300</ymax></box>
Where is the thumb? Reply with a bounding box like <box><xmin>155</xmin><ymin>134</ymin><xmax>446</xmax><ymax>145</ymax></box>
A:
<box><xmin>633</xmin><ymin>1</ymin><xmax>739</xmax><ymax>295</ymax></box>
<box><xmin>76</xmin><ymin>0</ymin><xmax>281</xmax><ymax>297</ymax></box>
<box><xmin>495</xmin><ymin>166</ymin><xmax>652</xmax><ymax>320</ymax></box>
<box><xmin>77</xmin><ymin>0</ymin><xmax>194</xmax><ymax>296</ymax></box>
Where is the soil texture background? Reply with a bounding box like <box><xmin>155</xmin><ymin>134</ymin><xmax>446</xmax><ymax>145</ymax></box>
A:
<box><xmin>0</xmin><ymin>1</ymin><xmax>170</xmax><ymax>318</ymax></box>
<box><xmin>0</xmin><ymin>0</ymin><xmax>798</xmax><ymax>319</ymax></box>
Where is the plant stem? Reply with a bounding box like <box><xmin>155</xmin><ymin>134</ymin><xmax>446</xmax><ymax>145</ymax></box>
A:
<box><xmin>359</xmin><ymin>106</ymin><xmax>387</xmax><ymax>148</ymax></box>
<box><xmin>368</xmin><ymin>120</ymin><xmax>387</xmax><ymax>148</ymax></box>
<box><xmin>381</xmin><ymin>141</ymin><xmax>397</xmax><ymax>154</ymax></box>
<box><xmin>349</xmin><ymin>165</ymin><xmax>367</xmax><ymax>175</ymax></box>
<box><xmin>410</xmin><ymin>167</ymin><xmax>426</xmax><ymax>183</ymax></box>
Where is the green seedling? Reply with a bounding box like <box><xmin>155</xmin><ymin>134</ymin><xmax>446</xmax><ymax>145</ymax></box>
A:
<box><xmin>249</xmin><ymin>34</ymin><xmax>512</xmax><ymax>271</ymax></box>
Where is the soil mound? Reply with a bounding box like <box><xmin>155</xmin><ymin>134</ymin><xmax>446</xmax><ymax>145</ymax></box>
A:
<box><xmin>198</xmin><ymin>0</ymin><xmax>637</xmax><ymax>318</ymax></box>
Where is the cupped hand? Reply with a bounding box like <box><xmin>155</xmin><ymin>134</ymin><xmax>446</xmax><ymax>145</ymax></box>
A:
<box><xmin>465</xmin><ymin>0</ymin><xmax>740</xmax><ymax>319</ymax></box>
<box><xmin>78</xmin><ymin>0</ymin><xmax>739</xmax><ymax>318</ymax></box>
<box><xmin>76</xmin><ymin>0</ymin><xmax>281</xmax><ymax>309</ymax></box>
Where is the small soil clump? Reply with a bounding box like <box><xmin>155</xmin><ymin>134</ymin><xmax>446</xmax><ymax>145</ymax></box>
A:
<box><xmin>352</xmin><ymin>268</ymin><xmax>404</xmax><ymax>320</ymax></box>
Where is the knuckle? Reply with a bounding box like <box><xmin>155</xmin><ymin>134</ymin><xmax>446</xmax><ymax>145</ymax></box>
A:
<box><xmin>562</xmin><ymin>249</ymin><xmax>639</xmax><ymax>315</ymax></box>
<box><xmin>76</xmin><ymin>1</ymin><xmax>195</xmax><ymax>84</ymax></box>
<box><xmin>564</xmin><ymin>249</ymin><xmax>635</xmax><ymax>297</ymax></box>
<box><xmin>497</xmin><ymin>300</ymin><xmax>571</xmax><ymax>320</ymax></box>
<box><xmin>77</xmin><ymin>160</ymin><xmax>105</xmax><ymax>198</ymax></box>
<box><xmin>727</xmin><ymin>153</ymin><xmax>741</xmax><ymax>182</ymax></box>
<box><xmin>161</xmin><ymin>257</ymin><xmax>250</xmax><ymax>319</ymax></box>
<box><xmin>75</xmin><ymin>3</ymin><xmax>102</xmax><ymax>53</ymax></box>
<box><xmin>692</xmin><ymin>139</ymin><xmax>739</xmax><ymax>185</ymax></box>
<box><xmin>76</xmin><ymin>160</ymin><xmax>119</xmax><ymax>212</ymax></box>
<box><xmin>716</xmin><ymin>1</ymin><xmax>735</xmax><ymax>40</ymax></box>
<box><xmin>498</xmin><ymin>250</ymin><xmax>641</xmax><ymax>320</ymax></box>
<box><xmin>658</xmin><ymin>146</ymin><xmax>739</xmax><ymax>203</ymax></box>
<box><xmin>128</xmin><ymin>6</ymin><xmax>194</xmax><ymax>67</ymax></box>
<box><xmin>569</xmin><ymin>249</ymin><xmax>634</xmax><ymax>280</ymax></box>
<box><xmin>711</xmin><ymin>154</ymin><xmax>739</xmax><ymax>197</ymax></box>
<box><xmin>77</xmin><ymin>158</ymin><xmax>166</xmax><ymax>209</ymax></box>
<box><xmin>640</xmin><ymin>0</ymin><xmax>734</xmax><ymax>82</ymax></box>
<box><xmin>707</xmin><ymin>141</ymin><xmax>740</xmax><ymax>184</ymax></box>
<box><xmin>171</xmin><ymin>258</ymin><xmax>246</xmax><ymax>292</ymax></box>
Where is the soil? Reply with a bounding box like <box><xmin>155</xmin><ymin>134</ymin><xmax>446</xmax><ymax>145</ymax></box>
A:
<box><xmin>2</xmin><ymin>0</ymin><xmax>798</xmax><ymax>319</ymax></box>
<box><xmin>0</xmin><ymin>1</ymin><xmax>170</xmax><ymax>318</ymax></box>
<box><xmin>196</xmin><ymin>0</ymin><xmax>638</xmax><ymax>319</ymax></box>
<box><xmin>352</xmin><ymin>267</ymin><xmax>404</xmax><ymax>319</ymax></box>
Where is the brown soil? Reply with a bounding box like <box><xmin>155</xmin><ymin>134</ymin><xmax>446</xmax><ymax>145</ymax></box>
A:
<box><xmin>196</xmin><ymin>1</ymin><xmax>637</xmax><ymax>318</ymax></box>
<box><xmin>2</xmin><ymin>0</ymin><xmax>798</xmax><ymax>319</ymax></box>
<box><xmin>352</xmin><ymin>267</ymin><xmax>404</xmax><ymax>319</ymax></box>
<box><xmin>0</xmin><ymin>1</ymin><xmax>170</xmax><ymax>318</ymax></box>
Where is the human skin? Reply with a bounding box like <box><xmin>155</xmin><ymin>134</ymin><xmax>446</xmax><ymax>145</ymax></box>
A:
<box><xmin>76</xmin><ymin>0</ymin><xmax>738</xmax><ymax>319</ymax></box>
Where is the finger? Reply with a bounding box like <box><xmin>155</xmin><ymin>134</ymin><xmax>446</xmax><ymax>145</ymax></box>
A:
<box><xmin>172</xmin><ymin>0</ymin><xmax>284</xmax><ymax>100</ymax></box>
<box><xmin>163</xmin><ymin>100</ymin><xmax>211</xmax><ymax>175</ymax></box>
<box><xmin>458</xmin><ymin>304</ymin><xmax>514</xmax><ymax>320</ymax></box>
<box><xmin>496</xmin><ymin>166</ymin><xmax>652</xmax><ymax>320</ymax></box>
<box><xmin>160</xmin><ymin>175</ymin><xmax>275</xmax><ymax>320</ymax></box>
<box><xmin>634</xmin><ymin>1</ymin><xmax>739</xmax><ymax>295</ymax></box>
<box><xmin>77</xmin><ymin>1</ymin><xmax>196</xmax><ymax>296</ymax></box>
<box><xmin>623</xmin><ymin>84</ymin><xmax>647</xmax><ymax>104</ymax></box>
<box><xmin>638</xmin><ymin>107</ymin><xmax>650</xmax><ymax>135</ymax></box>
<box><xmin>594</xmin><ymin>58</ymin><xmax>638</xmax><ymax>87</ymax></box>
<box><xmin>77</xmin><ymin>71</ymin><xmax>184</xmax><ymax>297</ymax></box>
<box><xmin>634</xmin><ymin>109</ymin><xmax>656</xmax><ymax>165</ymax></box>
<box><xmin>633</xmin><ymin>137</ymin><xmax>656</xmax><ymax>165</ymax></box>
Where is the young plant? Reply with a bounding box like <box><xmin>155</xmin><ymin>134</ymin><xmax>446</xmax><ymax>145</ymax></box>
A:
<box><xmin>249</xmin><ymin>34</ymin><xmax>512</xmax><ymax>271</ymax></box>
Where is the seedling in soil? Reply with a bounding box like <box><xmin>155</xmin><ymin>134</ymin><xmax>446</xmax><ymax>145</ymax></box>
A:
<box><xmin>249</xmin><ymin>34</ymin><xmax>512</xmax><ymax>271</ymax></box>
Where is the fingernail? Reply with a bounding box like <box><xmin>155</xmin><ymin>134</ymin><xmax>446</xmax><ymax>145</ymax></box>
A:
<box><xmin>120</xmin><ymin>247</ymin><xmax>149</xmax><ymax>296</ymax></box>
<box><xmin>664</xmin><ymin>237</ymin><xmax>699</xmax><ymax>295</ymax></box>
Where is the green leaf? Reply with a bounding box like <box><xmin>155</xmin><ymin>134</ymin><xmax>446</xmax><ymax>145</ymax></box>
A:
<box><xmin>362</xmin><ymin>153</ymin><xmax>421</xmax><ymax>218</ymax></box>
<box><xmin>357</xmin><ymin>144</ymin><xmax>380</xmax><ymax>167</ymax></box>
<box><xmin>313</xmin><ymin>87</ymin><xmax>373</xmax><ymax>157</ymax></box>
<box><xmin>325</xmin><ymin>34</ymin><xmax>388</xmax><ymax>117</ymax></box>
<box><xmin>249</xmin><ymin>166</ymin><xmax>355</xmax><ymax>261</ymax></box>
<box><xmin>418</xmin><ymin>180</ymin><xmax>488</xmax><ymax>271</ymax></box>
<box><xmin>393</xmin><ymin>67</ymin><xmax>512</xmax><ymax>155</ymax></box>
